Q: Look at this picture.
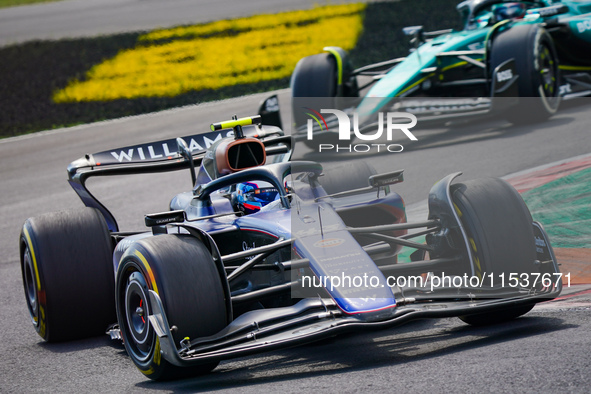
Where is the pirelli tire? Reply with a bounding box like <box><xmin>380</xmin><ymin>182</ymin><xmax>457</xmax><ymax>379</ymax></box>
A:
<box><xmin>291</xmin><ymin>53</ymin><xmax>339</xmax><ymax>150</ymax></box>
<box><xmin>291</xmin><ymin>53</ymin><xmax>338</xmax><ymax>121</ymax></box>
<box><xmin>116</xmin><ymin>234</ymin><xmax>228</xmax><ymax>381</ymax></box>
<box><xmin>450</xmin><ymin>178</ymin><xmax>537</xmax><ymax>326</ymax></box>
<box><xmin>490</xmin><ymin>23</ymin><xmax>560</xmax><ymax>124</ymax></box>
<box><xmin>19</xmin><ymin>207</ymin><xmax>115</xmax><ymax>342</ymax></box>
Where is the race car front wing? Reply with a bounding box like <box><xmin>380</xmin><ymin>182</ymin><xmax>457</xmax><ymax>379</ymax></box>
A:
<box><xmin>147</xmin><ymin>217</ymin><xmax>561</xmax><ymax>368</ymax></box>
<box><xmin>148</xmin><ymin>276</ymin><xmax>561</xmax><ymax>367</ymax></box>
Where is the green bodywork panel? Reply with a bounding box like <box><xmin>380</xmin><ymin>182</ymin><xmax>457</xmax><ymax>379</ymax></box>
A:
<box><xmin>359</xmin><ymin>0</ymin><xmax>591</xmax><ymax>113</ymax></box>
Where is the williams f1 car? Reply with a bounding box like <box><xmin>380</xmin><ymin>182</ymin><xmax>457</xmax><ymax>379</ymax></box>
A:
<box><xmin>20</xmin><ymin>110</ymin><xmax>561</xmax><ymax>380</ymax></box>
<box><xmin>291</xmin><ymin>0</ymin><xmax>591</xmax><ymax>141</ymax></box>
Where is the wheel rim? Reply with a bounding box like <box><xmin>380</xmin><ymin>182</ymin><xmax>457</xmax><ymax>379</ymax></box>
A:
<box><xmin>123</xmin><ymin>270</ymin><xmax>154</xmax><ymax>362</ymax></box>
<box><xmin>22</xmin><ymin>245</ymin><xmax>39</xmax><ymax>327</ymax></box>
<box><xmin>538</xmin><ymin>43</ymin><xmax>557</xmax><ymax>98</ymax></box>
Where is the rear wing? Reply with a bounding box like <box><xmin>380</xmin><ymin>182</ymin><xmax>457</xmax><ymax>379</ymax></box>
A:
<box><xmin>67</xmin><ymin>124</ymin><xmax>291</xmax><ymax>232</ymax></box>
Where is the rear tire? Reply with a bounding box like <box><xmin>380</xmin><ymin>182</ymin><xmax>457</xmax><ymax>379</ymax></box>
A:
<box><xmin>116</xmin><ymin>234</ymin><xmax>228</xmax><ymax>380</ymax></box>
<box><xmin>20</xmin><ymin>208</ymin><xmax>115</xmax><ymax>342</ymax></box>
<box><xmin>450</xmin><ymin>178</ymin><xmax>537</xmax><ymax>326</ymax></box>
<box><xmin>490</xmin><ymin>24</ymin><xmax>560</xmax><ymax>124</ymax></box>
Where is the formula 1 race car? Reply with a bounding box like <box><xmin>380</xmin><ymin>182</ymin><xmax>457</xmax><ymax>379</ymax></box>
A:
<box><xmin>20</xmin><ymin>111</ymin><xmax>562</xmax><ymax>380</ymax></box>
<box><xmin>291</xmin><ymin>0</ymin><xmax>591</xmax><ymax>141</ymax></box>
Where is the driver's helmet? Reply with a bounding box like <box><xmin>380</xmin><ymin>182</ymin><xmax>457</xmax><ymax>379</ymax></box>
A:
<box><xmin>233</xmin><ymin>181</ymin><xmax>280</xmax><ymax>214</ymax></box>
<box><xmin>492</xmin><ymin>2</ymin><xmax>527</xmax><ymax>21</ymax></box>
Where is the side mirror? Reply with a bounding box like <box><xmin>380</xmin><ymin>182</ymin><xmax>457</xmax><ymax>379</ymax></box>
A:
<box><xmin>145</xmin><ymin>210</ymin><xmax>186</xmax><ymax>227</ymax></box>
<box><xmin>368</xmin><ymin>170</ymin><xmax>404</xmax><ymax>188</ymax></box>
<box><xmin>529</xmin><ymin>4</ymin><xmax>569</xmax><ymax>18</ymax></box>
<box><xmin>258</xmin><ymin>94</ymin><xmax>282</xmax><ymax>129</ymax></box>
<box><xmin>402</xmin><ymin>25</ymin><xmax>424</xmax><ymax>48</ymax></box>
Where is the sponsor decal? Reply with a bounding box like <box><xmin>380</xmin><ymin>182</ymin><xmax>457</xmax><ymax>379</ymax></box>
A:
<box><xmin>538</xmin><ymin>6</ymin><xmax>558</xmax><ymax>17</ymax></box>
<box><xmin>313</xmin><ymin>238</ymin><xmax>345</xmax><ymax>248</ymax></box>
<box><xmin>467</xmin><ymin>42</ymin><xmax>484</xmax><ymax>51</ymax></box>
<box><xmin>535</xmin><ymin>236</ymin><xmax>547</xmax><ymax>247</ymax></box>
<box><xmin>401</xmin><ymin>99</ymin><xmax>490</xmax><ymax>114</ymax></box>
<box><xmin>94</xmin><ymin>130</ymin><xmax>235</xmax><ymax>165</ymax></box>
<box><xmin>242</xmin><ymin>241</ymin><xmax>257</xmax><ymax>260</ymax></box>
<box><xmin>305</xmin><ymin>108</ymin><xmax>417</xmax><ymax>153</ymax></box>
<box><xmin>535</xmin><ymin>236</ymin><xmax>547</xmax><ymax>254</ymax></box>
<box><xmin>577</xmin><ymin>20</ymin><xmax>591</xmax><ymax>34</ymax></box>
<box><xmin>110</xmin><ymin>143</ymin><xmax>176</xmax><ymax>162</ymax></box>
<box><xmin>109</xmin><ymin>133</ymin><xmax>229</xmax><ymax>163</ymax></box>
<box><xmin>559</xmin><ymin>83</ymin><xmax>572</xmax><ymax>95</ymax></box>
<box><xmin>496</xmin><ymin>69</ymin><xmax>513</xmax><ymax>83</ymax></box>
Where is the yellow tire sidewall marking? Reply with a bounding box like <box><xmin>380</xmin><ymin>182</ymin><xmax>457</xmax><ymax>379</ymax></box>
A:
<box><xmin>133</xmin><ymin>250</ymin><xmax>159</xmax><ymax>295</ymax></box>
<box><xmin>132</xmin><ymin>250</ymin><xmax>162</xmax><ymax>373</ymax></box>
<box><xmin>23</xmin><ymin>227</ymin><xmax>41</xmax><ymax>290</ymax></box>
<box><xmin>23</xmin><ymin>226</ymin><xmax>46</xmax><ymax>336</ymax></box>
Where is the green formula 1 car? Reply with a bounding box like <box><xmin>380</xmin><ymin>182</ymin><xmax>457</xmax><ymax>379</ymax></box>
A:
<box><xmin>291</xmin><ymin>0</ymin><xmax>591</xmax><ymax>133</ymax></box>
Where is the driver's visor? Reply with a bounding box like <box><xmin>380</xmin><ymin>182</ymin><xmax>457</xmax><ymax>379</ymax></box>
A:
<box><xmin>244</xmin><ymin>188</ymin><xmax>280</xmax><ymax>202</ymax></box>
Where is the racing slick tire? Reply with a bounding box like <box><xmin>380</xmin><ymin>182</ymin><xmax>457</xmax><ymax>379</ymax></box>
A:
<box><xmin>450</xmin><ymin>178</ymin><xmax>537</xmax><ymax>326</ymax></box>
<box><xmin>291</xmin><ymin>53</ymin><xmax>338</xmax><ymax>102</ymax></box>
<box><xmin>489</xmin><ymin>23</ymin><xmax>560</xmax><ymax>124</ymax></box>
<box><xmin>319</xmin><ymin>161</ymin><xmax>377</xmax><ymax>195</ymax></box>
<box><xmin>19</xmin><ymin>207</ymin><xmax>115</xmax><ymax>342</ymax></box>
<box><xmin>116</xmin><ymin>234</ymin><xmax>228</xmax><ymax>380</ymax></box>
<box><xmin>291</xmin><ymin>53</ymin><xmax>343</xmax><ymax>149</ymax></box>
<box><xmin>291</xmin><ymin>50</ymin><xmax>358</xmax><ymax>102</ymax></box>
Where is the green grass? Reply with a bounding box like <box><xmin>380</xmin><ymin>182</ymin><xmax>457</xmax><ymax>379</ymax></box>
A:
<box><xmin>0</xmin><ymin>0</ymin><xmax>460</xmax><ymax>137</ymax></box>
<box><xmin>0</xmin><ymin>0</ymin><xmax>62</xmax><ymax>9</ymax></box>
<box><xmin>522</xmin><ymin>167</ymin><xmax>591</xmax><ymax>249</ymax></box>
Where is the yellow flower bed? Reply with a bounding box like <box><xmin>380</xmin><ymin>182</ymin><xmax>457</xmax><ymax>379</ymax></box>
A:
<box><xmin>53</xmin><ymin>3</ymin><xmax>366</xmax><ymax>102</ymax></box>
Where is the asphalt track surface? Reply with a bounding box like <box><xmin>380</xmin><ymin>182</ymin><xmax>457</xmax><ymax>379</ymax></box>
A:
<box><xmin>1</xmin><ymin>90</ymin><xmax>590</xmax><ymax>392</ymax></box>
<box><xmin>0</xmin><ymin>0</ymin><xmax>363</xmax><ymax>46</ymax></box>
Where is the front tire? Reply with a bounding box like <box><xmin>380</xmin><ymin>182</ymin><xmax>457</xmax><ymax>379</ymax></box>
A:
<box><xmin>291</xmin><ymin>53</ymin><xmax>339</xmax><ymax>127</ymax></box>
<box><xmin>291</xmin><ymin>53</ymin><xmax>343</xmax><ymax>150</ymax></box>
<box><xmin>451</xmin><ymin>178</ymin><xmax>537</xmax><ymax>325</ymax></box>
<box><xmin>116</xmin><ymin>234</ymin><xmax>228</xmax><ymax>380</ymax></box>
<box><xmin>490</xmin><ymin>24</ymin><xmax>560</xmax><ymax>124</ymax></box>
<box><xmin>20</xmin><ymin>208</ymin><xmax>115</xmax><ymax>342</ymax></box>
